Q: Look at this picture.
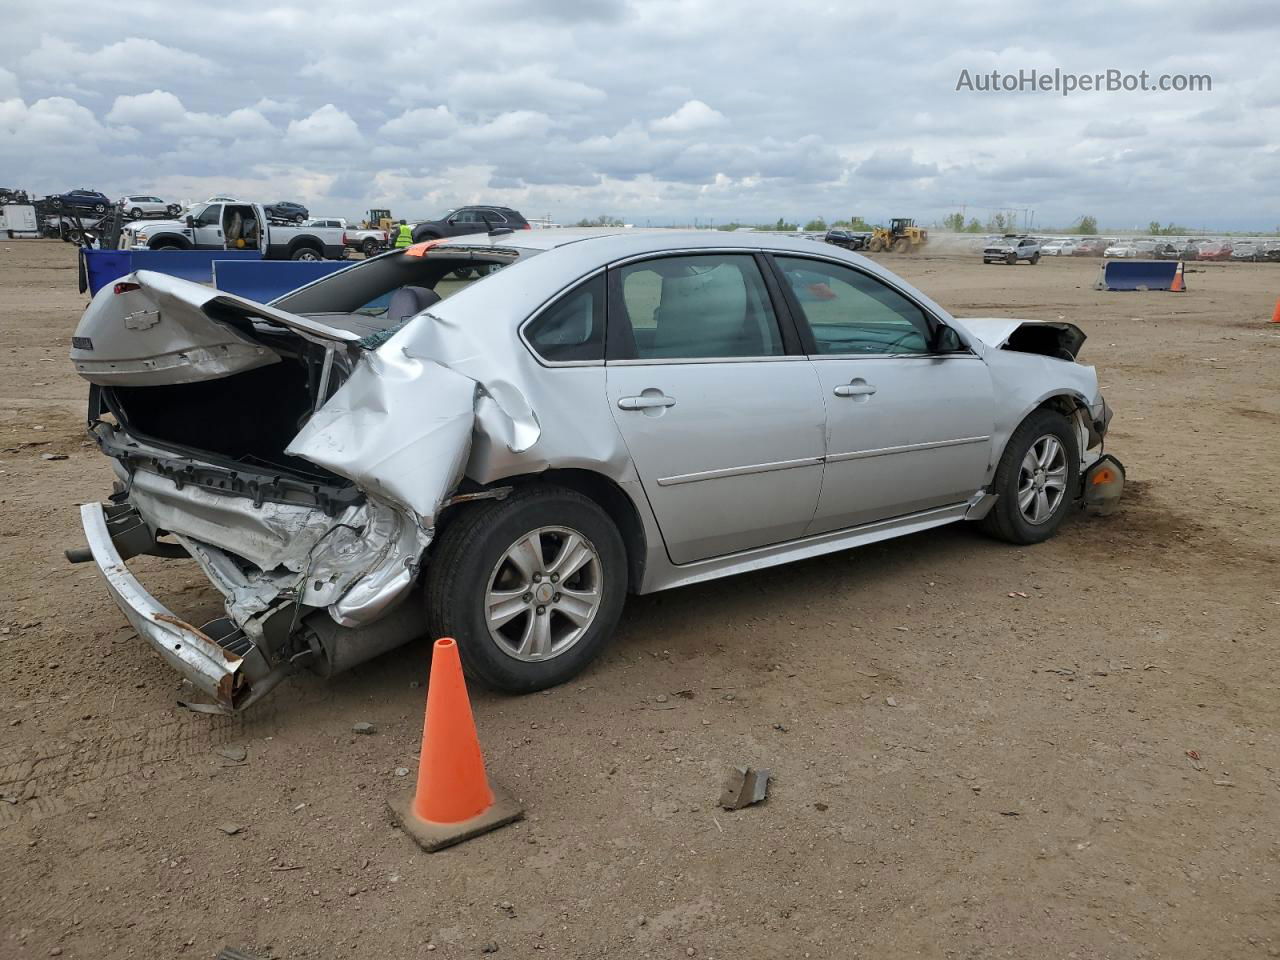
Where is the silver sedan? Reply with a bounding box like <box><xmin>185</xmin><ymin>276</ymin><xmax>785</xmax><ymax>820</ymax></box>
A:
<box><xmin>69</xmin><ymin>229</ymin><xmax>1124</xmax><ymax>711</ymax></box>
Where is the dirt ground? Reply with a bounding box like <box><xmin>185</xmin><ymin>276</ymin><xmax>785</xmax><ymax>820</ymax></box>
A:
<box><xmin>2</xmin><ymin>239</ymin><xmax>1277</xmax><ymax>960</ymax></box>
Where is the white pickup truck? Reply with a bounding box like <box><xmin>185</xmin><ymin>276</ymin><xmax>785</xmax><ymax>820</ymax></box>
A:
<box><xmin>119</xmin><ymin>200</ymin><xmax>346</xmax><ymax>260</ymax></box>
<box><xmin>304</xmin><ymin>218</ymin><xmax>387</xmax><ymax>257</ymax></box>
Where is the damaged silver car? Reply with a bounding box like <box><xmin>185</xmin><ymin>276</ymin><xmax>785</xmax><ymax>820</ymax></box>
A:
<box><xmin>69</xmin><ymin>230</ymin><xmax>1124</xmax><ymax>712</ymax></box>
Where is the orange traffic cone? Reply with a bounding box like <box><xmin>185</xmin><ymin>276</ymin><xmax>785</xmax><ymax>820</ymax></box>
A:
<box><xmin>1170</xmin><ymin>260</ymin><xmax>1185</xmax><ymax>292</ymax></box>
<box><xmin>1270</xmin><ymin>297</ymin><xmax>1280</xmax><ymax>323</ymax></box>
<box><xmin>388</xmin><ymin>638</ymin><xmax>523</xmax><ymax>851</ymax></box>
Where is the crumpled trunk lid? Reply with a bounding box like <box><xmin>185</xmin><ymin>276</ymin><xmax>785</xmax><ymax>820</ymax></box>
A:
<box><xmin>71</xmin><ymin>269</ymin><xmax>362</xmax><ymax>387</ymax></box>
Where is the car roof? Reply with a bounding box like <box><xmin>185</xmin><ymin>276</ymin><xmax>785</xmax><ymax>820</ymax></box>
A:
<box><xmin>418</xmin><ymin>228</ymin><xmax>957</xmax><ymax>338</ymax></box>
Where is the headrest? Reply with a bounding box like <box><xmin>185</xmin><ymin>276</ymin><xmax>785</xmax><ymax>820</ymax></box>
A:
<box><xmin>386</xmin><ymin>285</ymin><xmax>442</xmax><ymax>325</ymax></box>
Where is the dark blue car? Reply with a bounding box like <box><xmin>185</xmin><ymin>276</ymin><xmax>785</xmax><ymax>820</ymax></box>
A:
<box><xmin>51</xmin><ymin>189</ymin><xmax>112</xmax><ymax>214</ymax></box>
<box><xmin>264</xmin><ymin>200</ymin><xmax>309</xmax><ymax>222</ymax></box>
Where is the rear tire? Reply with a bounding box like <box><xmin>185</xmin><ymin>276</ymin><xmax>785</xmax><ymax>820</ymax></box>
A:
<box><xmin>361</xmin><ymin>237</ymin><xmax>379</xmax><ymax>256</ymax></box>
<box><xmin>290</xmin><ymin>246</ymin><xmax>322</xmax><ymax>261</ymax></box>
<box><xmin>979</xmin><ymin>408</ymin><xmax>1079</xmax><ymax>545</ymax></box>
<box><xmin>129</xmin><ymin>207</ymin><xmax>142</xmax><ymax>219</ymax></box>
<box><xmin>425</xmin><ymin>485</ymin><xmax>628</xmax><ymax>693</ymax></box>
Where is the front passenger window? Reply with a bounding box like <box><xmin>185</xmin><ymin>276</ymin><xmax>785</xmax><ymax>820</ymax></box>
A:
<box><xmin>773</xmin><ymin>256</ymin><xmax>931</xmax><ymax>356</ymax></box>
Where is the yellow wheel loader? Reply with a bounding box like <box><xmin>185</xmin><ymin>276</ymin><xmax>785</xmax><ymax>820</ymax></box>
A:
<box><xmin>867</xmin><ymin>218</ymin><xmax>928</xmax><ymax>253</ymax></box>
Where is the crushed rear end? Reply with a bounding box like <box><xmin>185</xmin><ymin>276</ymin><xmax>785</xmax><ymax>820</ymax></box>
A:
<box><xmin>68</xmin><ymin>256</ymin><xmax>517</xmax><ymax>711</ymax></box>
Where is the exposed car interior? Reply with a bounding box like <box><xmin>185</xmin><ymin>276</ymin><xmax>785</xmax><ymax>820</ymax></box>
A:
<box><xmin>616</xmin><ymin>255</ymin><xmax>782</xmax><ymax>359</ymax></box>
<box><xmin>223</xmin><ymin>204</ymin><xmax>261</xmax><ymax>250</ymax></box>
<box><xmin>272</xmin><ymin>250</ymin><xmax>517</xmax><ymax>335</ymax></box>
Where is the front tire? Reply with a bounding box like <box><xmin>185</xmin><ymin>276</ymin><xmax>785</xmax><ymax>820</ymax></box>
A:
<box><xmin>1006</xmin><ymin>252</ymin><xmax>1017</xmax><ymax>265</ymax></box>
<box><xmin>1030</xmin><ymin>252</ymin><xmax>1041</xmax><ymax>265</ymax></box>
<box><xmin>980</xmin><ymin>408</ymin><xmax>1079</xmax><ymax>545</ymax></box>
<box><xmin>425</xmin><ymin>485</ymin><xmax>627</xmax><ymax>692</ymax></box>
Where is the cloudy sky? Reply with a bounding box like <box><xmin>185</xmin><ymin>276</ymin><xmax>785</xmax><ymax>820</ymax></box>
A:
<box><xmin>2</xmin><ymin>0</ymin><xmax>1277</xmax><ymax>229</ymax></box>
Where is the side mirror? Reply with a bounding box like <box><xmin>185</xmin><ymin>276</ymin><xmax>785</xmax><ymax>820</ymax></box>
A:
<box><xmin>932</xmin><ymin>325</ymin><xmax>963</xmax><ymax>353</ymax></box>
<box><xmin>185</xmin><ymin>215</ymin><xmax>195</xmax><ymax>228</ymax></box>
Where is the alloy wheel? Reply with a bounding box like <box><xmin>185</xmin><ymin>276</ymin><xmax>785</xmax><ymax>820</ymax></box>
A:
<box><xmin>1017</xmin><ymin>435</ymin><xmax>1068</xmax><ymax>524</ymax></box>
<box><xmin>484</xmin><ymin>526</ymin><xmax>602</xmax><ymax>661</ymax></box>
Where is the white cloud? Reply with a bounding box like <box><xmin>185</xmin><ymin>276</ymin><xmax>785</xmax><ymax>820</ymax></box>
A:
<box><xmin>0</xmin><ymin>95</ymin><xmax>109</xmax><ymax>147</ymax></box>
<box><xmin>378</xmin><ymin>105</ymin><xmax>459</xmax><ymax>141</ymax></box>
<box><xmin>286</xmin><ymin>104</ymin><xmax>361</xmax><ymax>148</ymax></box>
<box><xmin>19</xmin><ymin>36</ymin><xmax>216</xmax><ymax>86</ymax></box>
<box><xmin>457</xmin><ymin>110</ymin><xmax>554</xmax><ymax>144</ymax></box>
<box><xmin>651</xmin><ymin>100</ymin><xmax>727</xmax><ymax>134</ymax></box>
<box><xmin>442</xmin><ymin>65</ymin><xmax>606</xmax><ymax>112</ymax></box>
<box><xmin>0</xmin><ymin>68</ymin><xmax>18</xmax><ymax>100</ymax></box>
<box><xmin>104</xmin><ymin>90</ymin><xmax>275</xmax><ymax>142</ymax></box>
<box><xmin>106</xmin><ymin>89</ymin><xmax>188</xmax><ymax>127</ymax></box>
<box><xmin>856</xmin><ymin>149</ymin><xmax>939</xmax><ymax>181</ymax></box>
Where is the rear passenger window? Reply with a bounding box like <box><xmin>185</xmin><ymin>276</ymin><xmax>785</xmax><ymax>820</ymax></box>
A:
<box><xmin>524</xmin><ymin>274</ymin><xmax>606</xmax><ymax>362</ymax></box>
<box><xmin>614</xmin><ymin>254</ymin><xmax>783</xmax><ymax>360</ymax></box>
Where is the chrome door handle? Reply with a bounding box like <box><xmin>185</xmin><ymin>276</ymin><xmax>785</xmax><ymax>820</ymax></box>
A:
<box><xmin>618</xmin><ymin>394</ymin><xmax>676</xmax><ymax>410</ymax></box>
<box><xmin>833</xmin><ymin>383</ymin><xmax>877</xmax><ymax>397</ymax></box>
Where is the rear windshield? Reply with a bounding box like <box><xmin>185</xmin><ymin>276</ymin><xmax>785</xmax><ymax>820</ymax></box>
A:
<box><xmin>271</xmin><ymin>250</ymin><xmax>519</xmax><ymax>325</ymax></box>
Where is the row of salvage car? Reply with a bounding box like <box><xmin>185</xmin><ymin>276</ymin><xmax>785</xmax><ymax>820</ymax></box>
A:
<box><xmin>1042</xmin><ymin>237</ymin><xmax>1280</xmax><ymax>261</ymax></box>
<box><xmin>68</xmin><ymin>229</ymin><xmax>1124</xmax><ymax>712</ymax></box>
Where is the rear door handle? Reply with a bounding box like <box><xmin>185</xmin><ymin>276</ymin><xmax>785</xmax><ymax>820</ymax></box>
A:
<box><xmin>833</xmin><ymin>382</ymin><xmax>877</xmax><ymax>397</ymax></box>
<box><xmin>618</xmin><ymin>394</ymin><xmax>676</xmax><ymax>410</ymax></box>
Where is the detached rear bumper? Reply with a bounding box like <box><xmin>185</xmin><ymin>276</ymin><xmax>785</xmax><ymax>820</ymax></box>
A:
<box><xmin>79</xmin><ymin>502</ymin><xmax>259</xmax><ymax>710</ymax></box>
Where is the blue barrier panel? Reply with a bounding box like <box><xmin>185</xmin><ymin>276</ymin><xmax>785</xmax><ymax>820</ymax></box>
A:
<box><xmin>212</xmin><ymin>259</ymin><xmax>353</xmax><ymax>303</ymax></box>
<box><xmin>81</xmin><ymin>247</ymin><xmax>264</xmax><ymax>296</ymax></box>
<box><xmin>1099</xmin><ymin>259</ymin><xmax>1183</xmax><ymax>291</ymax></box>
<box><xmin>79</xmin><ymin>248</ymin><xmax>132</xmax><ymax>295</ymax></box>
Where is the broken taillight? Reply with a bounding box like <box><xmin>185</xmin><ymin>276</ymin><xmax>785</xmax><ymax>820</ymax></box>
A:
<box><xmin>113</xmin><ymin>282</ymin><xmax>140</xmax><ymax>295</ymax></box>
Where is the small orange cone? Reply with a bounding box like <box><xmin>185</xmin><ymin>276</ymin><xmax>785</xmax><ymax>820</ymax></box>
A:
<box><xmin>388</xmin><ymin>638</ymin><xmax>522</xmax><ymax>851</ymax></box>
<box><xmin>1170</xmin><ymin>260</ymin><xmax>1185</xmax><ymax>292</ymax></box>
<box><xmin>1270</xmin><ymin>297</ymin><xmax>1280</xmax><ymax>323</ymax></box>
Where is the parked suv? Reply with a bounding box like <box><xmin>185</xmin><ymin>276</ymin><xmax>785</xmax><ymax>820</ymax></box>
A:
<box><xmin>50</xmin><ymin>189</ymin><xmax>112</xmax><ymax>214</ymax></box>
<box><xmin>983</xmin><ymin>235</ymin><xmax>1041</xmax><ymax>265</ymax></box>
<box><xmin>118</xmin><ymin>195</ymin><xmax>181</xmax><ymax>219</ymax></box>
<box><xmin>412</xmin><ymin>205</ymin><xmax>531</xmax><ymax>243</ymax></box>
<box><xmin>264</xmin><ymin>200</ymin><xmax>309</xmax><ymax>223</ymax></box>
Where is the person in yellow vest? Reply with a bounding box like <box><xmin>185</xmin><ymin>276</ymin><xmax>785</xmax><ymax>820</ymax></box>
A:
<box><xmin>394</xmin><ymin>219</ymin><xmax>413</xmax><ymax>248</ymax></box>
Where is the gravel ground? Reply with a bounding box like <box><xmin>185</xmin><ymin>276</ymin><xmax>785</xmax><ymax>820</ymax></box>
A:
<box><xmin>1</xmin><ymin>240</ymin><xmax>1277</xmax><ymax>959</ymax></box>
